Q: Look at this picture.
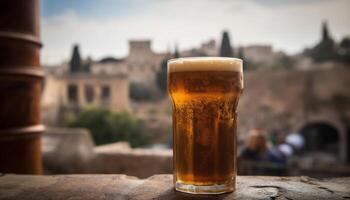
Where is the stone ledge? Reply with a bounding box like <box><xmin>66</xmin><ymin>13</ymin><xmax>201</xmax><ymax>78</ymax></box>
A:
<box><xmin>0</xmin><ymin>174</ymin><xmax>349</xmax><ymax>200</ymax></box>
<box><xmin>42</xmin><ymin>129</ymin><xmax>173</xmax><ymax>177</ymax></box>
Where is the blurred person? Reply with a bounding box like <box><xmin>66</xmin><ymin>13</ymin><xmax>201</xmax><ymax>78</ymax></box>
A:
<box><xmin>239</xmin><ymin>129</ymin><xmax>269</xmax><ymax>161</ymax></box>
<box><xmin>285</xmin><ymin>133</ymin><xmax>305</xmax><ymax>153</ymax></box>
<box><xmin>270</xmin><ymin>143</ymin><xmax>292</xmax><ymax>163</ymax></box>
<box><xmin>239</xmin><ymin>129</ymin><xmax>287</xmax><ymax>175</ymax></box>
<box><xmin>271</xmin><ymin>132</ymin><xmax>305</xmax><ymax>161</ymax></box>
<box><xmin>268</xmin><ymin>130</ymin><xmax>279</xmax><ymax>146</ymax></box>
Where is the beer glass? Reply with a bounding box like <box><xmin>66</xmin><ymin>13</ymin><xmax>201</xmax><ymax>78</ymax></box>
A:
<box><xmin>168</xmin><ymin>57</ymin><xmax>243</xmax><ymax>194</ymax></box>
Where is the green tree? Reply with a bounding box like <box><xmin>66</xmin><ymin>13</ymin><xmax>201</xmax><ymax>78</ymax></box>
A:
<box><xmin>278</xmin><ymin>54</ymin><xmax>296</xmax><ymax>70</ymax></box>
<box><xmin>69</xmin><ymin>107</ymin><xmax>150</xmax><ymax>147</ymax></box>
<box><xmin>307</xmin><ymin>21</ymin><xmax>338</xmax><ymax>62</ymax></box>
<box><xmin>174</xmin><ymin>43</ymin><xmax>180</xmax><ymax>59</ymax></box>
<box><xmin>339</xmin><ymin>37</ymin><xmax>350</xmax><ymax>63</ymax></box>
<box><xmin>237</xmin><ymin>46</ymin><xmax>244</xmax><ymax>60</ymax></box>
<box><xmin>156</xmin><ymin>47</ymin><xmax>180</xmax><ymax>95</ymax></box>
<box><xmin>69</xmin><ymin>44</ymin><xmax>82</xmax><ymax>73</ymax></box>
<box><xmin>219</xmin><ymin>31</ymin><xmax>233</xmax><ymax>57</ymax></box>
<box><xmin>156</xmin><ymin>60</ymin><xmax>168</xmax><ymax>94</ymax></box>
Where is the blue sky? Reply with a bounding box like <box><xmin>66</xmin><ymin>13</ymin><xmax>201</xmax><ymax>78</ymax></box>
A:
<box><xmin>42</xmin><ymin>0</ymin><xmax>326</xmax><ymax>17</ymax></box>
<box><xmin>41</xmin><ymin>0</ymin><xmax>350</xmax><ymax>65</ymax></box>
<box><xmin>42</xmin><ymin>0</ymin><xmax>146</xmax><ymax>19</ymax></box>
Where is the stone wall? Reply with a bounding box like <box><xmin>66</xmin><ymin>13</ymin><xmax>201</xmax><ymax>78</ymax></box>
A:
<box><xmin>91</xmin><ymin>143</ymin><xmax>172</xmax><ymax>178</ymax></box>
<box><xmin>42</xmin><ymin>128</ymin><xmax>94</xmax><ymax>173</ymax></box>
<box><xmin>238</xmin><ymin>67</ymin><xmax>350</xmax><ymax>162</ymax></box>
<box><xmin>41</xmin><ymin>73</ymin><xmax>131</xmax><ymax>125</ymax></box>
<box><xmin>59</xmin><ymin>73</ymin><xmax>130</xmax><ymax>111</ymax></box>
<box><xmin>42</xmin><ymin>128</ymin><xmax>172</xmax><ymax>178</ymax></box>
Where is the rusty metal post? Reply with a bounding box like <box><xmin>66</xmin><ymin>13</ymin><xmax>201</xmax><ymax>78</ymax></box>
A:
<box><xmin>0</xmin><ymin>0</ymin><xmax>44</xmax><ymax>174</ymax></box>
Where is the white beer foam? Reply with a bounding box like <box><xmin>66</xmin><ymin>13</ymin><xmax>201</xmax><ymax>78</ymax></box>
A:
<box><xmin>168</xmin><ymin>57</ymin><xmax>243</xmax><ymax>73</ymax></box>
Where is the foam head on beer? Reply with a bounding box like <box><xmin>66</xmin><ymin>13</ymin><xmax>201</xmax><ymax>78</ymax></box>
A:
<box><xmin>168</xmin><ymin>57</ymin><xmax>243</xmax><ymax>73</ymax></box>
<box><xmin>168</xmin><ymin>57</ymin><xmax>243</xmax><ymax>194</ymax></box>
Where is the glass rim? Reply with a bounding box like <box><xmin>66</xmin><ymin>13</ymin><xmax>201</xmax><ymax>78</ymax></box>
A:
<box><xmin>167</xmin><ymin>57</ymin><xmax>242</xmax><ymax>65</ymax></box>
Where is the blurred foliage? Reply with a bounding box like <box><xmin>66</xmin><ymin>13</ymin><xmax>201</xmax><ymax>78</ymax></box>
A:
<box><xmin>69</xmin><ymin>107</ymin><xmax>150</xmax><ymax>147</ymax></box>
<box><xmin>305</xmin><ymin>39</ymin><xmax>338</xmax><ymax>63</ymax></box>
<box><xmin>305</xmin><ymin>22</ymin><xmax>338</xmax><ymax>63</ymax></box>
<box><xmin>339</xmin><ymin>37</ymin><xmax>350</xmax><ymax>63</ymax></box>
<box><xmin>156</xmin><ymin>59</ymin><xmax>167</xmax><ymax>94</ymax></box>
<box><xmin>303</xmin><ymin>23</ymin><xmax>350</xmax><ymax>64</ymax></box>
<box><xmin>129</xmin><ymin>82</ymin><xmax>153</xmax><ymax>102</ymax></box>
<box><xmin>266</xmin><ymin>54</ymin><xmax>296</xmax><ymax>70</ymax></box>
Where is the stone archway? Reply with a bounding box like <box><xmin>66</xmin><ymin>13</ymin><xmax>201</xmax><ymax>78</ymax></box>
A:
<box><xmin>294</xmin><ymin>113</ymin><xmax>347</xmax><ymax>163</ymax></box>
<box><xmin>300</xmin><ymin>122</ymin><xmax>339</xmax><ymax>155</ymax></box>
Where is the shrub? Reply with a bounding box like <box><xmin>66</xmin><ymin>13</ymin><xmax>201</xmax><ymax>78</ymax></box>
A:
<box><xmin>68</xmin><ymin>107</ymin><xmax>150</xmax><ymax>147</ymax></box>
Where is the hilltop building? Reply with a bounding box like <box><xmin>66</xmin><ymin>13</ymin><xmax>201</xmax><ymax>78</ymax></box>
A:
<box><xmin>242</xmin><ymin>45</ymin><xmax>275</xmax><ymax>64</ymax></box>
<box><xmin>180</xmin><ymin>39</ymin><xmax>218</xmax><ymax>57</ymax></box>
<box><xmin>42</xmin><ymin>40</ymin><xmax>171</xmax><ymax>124</ymax></box>
<box><xmin>92</xmin><ymin>40</ymin><xmax>169</xmax><ymax>86</ymax></box>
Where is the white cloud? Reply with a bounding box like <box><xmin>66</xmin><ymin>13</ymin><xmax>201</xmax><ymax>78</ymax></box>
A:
<box><xmin>41</xmin><ymin>0</ymin><xmax>350</xmax><ymax>65</ymax></box>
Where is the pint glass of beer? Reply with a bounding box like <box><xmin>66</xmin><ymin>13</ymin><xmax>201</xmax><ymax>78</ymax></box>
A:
<box><xmin>168</xmin><ymin>57</ymin><xmax>243</xmax><ymax>194</ymax></box>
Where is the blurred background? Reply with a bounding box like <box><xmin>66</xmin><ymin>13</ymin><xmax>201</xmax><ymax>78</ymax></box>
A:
<box><xmin>38</xmin><ymin>0</ymin><xmax>350</xmax><ymax>178</ymax></box>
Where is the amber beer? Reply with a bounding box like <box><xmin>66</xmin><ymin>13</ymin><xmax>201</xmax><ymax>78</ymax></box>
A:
<box><xmin>168</xmin><ymin>57</ymin><xmax>243</xmax><ymax>194</ymax></box>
